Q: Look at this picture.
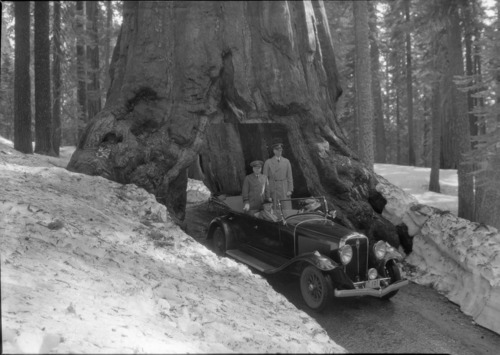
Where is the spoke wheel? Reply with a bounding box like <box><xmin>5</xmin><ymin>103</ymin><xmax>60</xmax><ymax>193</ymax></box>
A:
<box><xmin>382</xmin><ymin>261</ymin><xmax>402</xmax><ymax>300</ymax></box>
<box><xmin>212</xmin><ymin>226</ymin><xmax>226</xmax><ymax>256</ymax></box>
<box><xmin>300</xmin><ymin>265</ymin><xmax>333</xmax><ymax>311</ymax></box>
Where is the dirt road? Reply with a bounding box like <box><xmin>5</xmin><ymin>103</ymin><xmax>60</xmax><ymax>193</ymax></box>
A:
<box><xmin>185</xmin><ymin>202</ymin><xmax>500</xmax><ymax>354</ymax></box>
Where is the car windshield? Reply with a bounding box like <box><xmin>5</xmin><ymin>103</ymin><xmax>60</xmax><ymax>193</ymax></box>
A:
<box><xmin>277</xmin><ymin>197</ymin><xmax>328</xmax><ymax>216</ymax></box>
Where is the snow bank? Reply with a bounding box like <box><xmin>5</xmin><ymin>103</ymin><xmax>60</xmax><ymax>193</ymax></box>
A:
<box><xmin>0</xmin><ymin>141</ymin><xmax>346</xmax><ymax>354</ymax></box>
<box><xmin>405</xmin><ymin>211</ymin><xmax>500</xmax><ymax>335</ymax></box>
<box><xmin>375</xmin><ymin>166</ymin><xmax>500</xmax><ymax>335</ymax></box>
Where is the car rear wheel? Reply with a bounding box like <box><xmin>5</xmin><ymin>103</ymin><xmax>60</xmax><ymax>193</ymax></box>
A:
<box><xmin>212</xmin><ymin>226</ymin><xmax>226</xmax><ymax>256</ymax></box>
<box><xmin>382</xmin><ymin>261</ymin><xmax>402</xmax><ymax>300</ymax></box>
<box><xmin>300</xmin><ymin>265</ymin><xmax>333</xmax><ymax>311</ymax></box>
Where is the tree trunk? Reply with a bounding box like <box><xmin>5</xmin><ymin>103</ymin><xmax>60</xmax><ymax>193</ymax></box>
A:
<box><xmin>14</xmin><ymin>1</ymin><xmax>33</xmax><ymax>154</ymax></box>
<box><xmin>396</xmin><ymin>86</ymin><xmax>402</xmax><ymax>165</ymax></box>
<box><xmin>368</xmin><ymin>2</ymin><xmax>386</xmax><ymax>164</ymax></box>
<box><xmin>429</xmin><ymin>80</ymin><xmax>441</xmax><ymax>193</ymax></box>
<box><xmin>404</xmin><ymin>0</ymin><xmax>415</xmax><ymax>166</ymax></box>
<box><xmin>447</xmin><ymin>4</ymin><xmax>474</xmax><ymax>220</ymax></box>
<box><xmin>86</xmin><ymin>0</ymin><xmax>102</xmax><ymax>121</ymax></box>
<box><xmin>103</xmin><ymin>1</ymin><xmax>112</xmax><ymax>103</ymax></box>
<box><xmin>34</xmin><ymin>1</ymin><xmax>54</xmax><ymax>156</ymax></box>
<box><xmin>76</xmin><ymin>0</ymin><xmax>87</xmax><ymax>141</ymax></box>
<box><xmin>353</xmin><ymin>0</ymin><xmax>373</xmax><ymax>168</ymax></box>
<box><xmin>52</xmin><ymin>1</ymin><xmax>62</xmax><ymax>156</ymax></box>
<box><xmin>67</xmin><ymin>1</ymin><xmax>401</xmax><ymax>248</ymax></box>
<box><xmin>474</xmin><ymin>0</ymin><xmax>500</xmax><ymax>229</ymax></box>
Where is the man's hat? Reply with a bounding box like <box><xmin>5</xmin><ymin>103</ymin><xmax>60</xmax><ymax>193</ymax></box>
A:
<box><xmin>270</xmin><ymin>139</ymin><xmax>284</xmax><ymax>150</ymax></box>
<box><xmin>250</xmin><ymin>160</ymin><xmax>263</xmax><ymax>167</ymax></box>
<box><xmin>263</xmin><ymin>198</ymin><xmax>273</xmax><ymax>205</ymax></box>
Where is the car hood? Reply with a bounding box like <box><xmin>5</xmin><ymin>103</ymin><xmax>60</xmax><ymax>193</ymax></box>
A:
<box><xmin>285</xmin><ymin>214</ymin><xmax>358</xmax><ymax>242</ymax></box>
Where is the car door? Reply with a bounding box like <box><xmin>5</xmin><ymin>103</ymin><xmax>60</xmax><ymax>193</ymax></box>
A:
<box><xmin>246</xmin><ymin>217</ymin><xmax>283</xmax><ymax>253</ymax></box>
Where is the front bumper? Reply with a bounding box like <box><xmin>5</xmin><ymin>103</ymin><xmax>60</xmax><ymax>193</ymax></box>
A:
<box><xmin>334</xmin><ymin>279</ymin><xmax>409</xmax><ymax>298</ymax></box>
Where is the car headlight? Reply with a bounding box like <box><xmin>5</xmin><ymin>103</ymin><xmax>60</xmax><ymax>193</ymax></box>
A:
<box><xmin>339</xmin><ymin>245</ymin><xmax>352</xmax><ymax>265</ymax></box>
<box><xmin>374</xmin><ymin>240</ymin><xmax>386</xmax><ymax>260</ymax></box>
<box><xmin>368</xmin><ymin>268</ymin><xmax>378</xmax><ymax>280</ymax></box>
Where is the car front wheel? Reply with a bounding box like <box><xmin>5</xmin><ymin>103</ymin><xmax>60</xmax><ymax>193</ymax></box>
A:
<box><xmin>212</xmin><ymin>226</ymin><xmax>226</xmax><ymax>256</ymax></box>
<box><xmin>382</xmin><ymin>261</ymin><xmax>402</xmax><ymax>300</ymax></box>
<box><xmin>300</xmin><ymin>265</ymin><xmax>333</xmax><ymax>311</ymax></box>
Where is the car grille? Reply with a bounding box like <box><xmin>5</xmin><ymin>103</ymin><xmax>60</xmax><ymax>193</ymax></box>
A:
<box><xmin>344</xmin><ymin>234</ymin><xmax>369</xmax><ymax>282</ymax></box>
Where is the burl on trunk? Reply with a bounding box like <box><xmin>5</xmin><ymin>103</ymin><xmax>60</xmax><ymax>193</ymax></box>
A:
<box><xmin>67</xmin><ymin>1</ymin><xmax>407</xmax><ymax>250</ymax></box>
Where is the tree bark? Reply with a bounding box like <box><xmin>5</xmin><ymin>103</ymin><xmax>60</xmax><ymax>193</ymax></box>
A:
<box><xmin>86</xmin><ymin>0</ymin><xmax>102</xmax><ymax>121</ymax></box>
<box><xmin>368</xmin><ymin>2</ymin><xmax>386</xmax><ymax>164</ymax></box>
<box><xmin>103</xmin><ymin>1</ymin><xmax>112</xmax><ymax>102</ymax></box>
<box><xmin>76</xmin><ymin>0</ymin><xmax>87</xmax><ymax>141</ymax></box>
<box><xmin>474</xmin><ymin>0</ymin><xmax>500</xmax><ymax>229</ymax></box>
<box><xmin>14</xmin><ymin>1</ymin><xmax>32</xmax><ymax>154</ymax></box>
<box><xmin>353</xmin><ymin>0</ymin><xmax>374</xmax><ymax>168</ymax></box>
<box><xmin>404</xmin><ymin>0</ymin><xmax>415</xmax><ymax>166</ymax></box>
<box><xmin>52</xmin><ymin>1</ymin><xmax>62</xmax><ymax>156</ymax></box>
<box><xmin>67</xmin><ymin>1</ymin><xmax>401</xmax><ymax>248</ymax></box>
<box><xmin>446</xmin><ymin>4</ymin><xmax>474</xmax><ymax>220</ymax></box>
<box><xmin>34</xmin><ymin>1</ymin><xmax>54</xmax><ymax>156</ymax></box>
<box><xmin>429</xmin><ymin>79</ymin><xmax>441</xmax><ymax>193</ymax></box>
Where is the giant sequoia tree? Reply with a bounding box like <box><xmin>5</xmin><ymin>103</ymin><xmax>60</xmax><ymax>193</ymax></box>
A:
<box><xmin>67</xmin><ymin>1</ymin><xmax>405</xmax><ymax>249</ymax></box>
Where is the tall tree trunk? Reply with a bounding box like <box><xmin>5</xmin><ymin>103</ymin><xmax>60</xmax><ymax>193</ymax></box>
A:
<box><xmin>86</xmin><ymin>0</ymin><xmax>102</xmax><ymax>121</ymax></box>
<box><xmin>103</xmin><ymin>1</ymin><xmax>112</xmax><ymax>103</ymax></box>
<box><xmin>404</xmin><ymin>0</ymin><xmax>415</xmax><ymax>166</ymax></box>
<box><xmin>76</xmin><ymin>0</ymin><xmax>87</xmax><ymax>141</ymax></box>
<box><xmin>446</xmin><ymin>3</ymin><xmax>474</xmax><ymax>220</ymax></box>
<box><xmin>52</xmin><ymin>1</ymin><xmax>62</xmax><ymax>156</ymax></box>
<box><xmin>368</xmin><ymin>2</ymin><xmax>386</xmax><ymax>164</ymax></box>
<box><xmin>429</xmin><ymin>25</ymin><xmax>446</xmax><ymax>193</ymax></box>
<box><xmin>429</xmin><ymin>79</ymin><xmax>442</xmax><ymax>193</ymax></box>
<box><xmin>474</xmin><ymin>0</ymin><xmax>500</xmax><ymax>228</ymax></box>
<box><xmin>463</xmin><ymin>0</ymin><xmax>476</xmax><ymax>146</ymax></box>
<box><xmin>353</xmin><ymin>0</ymin><xmax>373</xmax><ymax>168</ymax></box>
<box><xmin>67</xmin><ymin>1</ymin><xmax>401</xmax><ymax>249</ymax></box>
<box><xmin>34</xmin><ymin>1</ymin><xmax>54</xmax><ymax>156</ymax></box>
<box><xmin>14</xmin><ymin>1</ymin><xmax>32</xmax><ymax>154</ymax></box>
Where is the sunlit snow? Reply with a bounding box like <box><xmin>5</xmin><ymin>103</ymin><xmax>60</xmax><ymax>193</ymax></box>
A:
<box><xmin>1</xmin><ymin>136</ymin><xmax>499</xmax><ymax>354</ymax></box>
<box><xmin>0</xmin><ymin>138</ymin><xmax>345</xmax><ymax>354</ymax></box>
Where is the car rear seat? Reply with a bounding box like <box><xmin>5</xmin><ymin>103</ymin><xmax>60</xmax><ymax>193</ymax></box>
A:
<box><xmin>222</xmin><ymin>195</ymin><xmax>244</xmax><ymax>212</ymax></box>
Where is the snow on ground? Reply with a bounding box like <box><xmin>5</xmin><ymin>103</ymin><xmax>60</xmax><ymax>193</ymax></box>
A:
<box><xmin>2</xmin><ymin>136</ymin><xmax>499</xmax><ymax>354</ymax></box>
<box><xmin>375</xmin><ymin>164</ymin><xmax>458</xmax><ymax>215</ymax></box>
<box><xmin>374</xmin><ymin>163</ymin><xmax>500</xmax><ymax>336</ymax></box>
<box><xmin>0</xmin><ymin>139</ymin><xmax>345</xmax><ymax>354</ymax></box>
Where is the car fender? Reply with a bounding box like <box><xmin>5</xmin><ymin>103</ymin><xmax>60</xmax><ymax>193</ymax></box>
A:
<box><xmin>385</xmin><ymin>247</ymin><xmax>405</xmax><ymax>262</ymax></box>
<box><xmin>375</xmin><ymin>257</ymin><xmax>402</xmax><ymax>276</ymax></box>
<box><xmin>207</xmin><ymin>216</ymin><xmax>239</xmax><ymax>250</ymax></box>
<box><xmin>292</xmin><ymin>251</ymin><xmax>340</xmax><ymax>272</ymax></box>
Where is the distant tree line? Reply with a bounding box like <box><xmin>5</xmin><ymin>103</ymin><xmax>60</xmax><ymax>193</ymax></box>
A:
<box><xmin>0</xmin><ymin>1</ymin><xmax>122</xmax><ymax>152</ymax></box>
<box><xmin>325</xmin><ymin>0</ymin><xmax>500</xmax><ymax>227</ymax></box>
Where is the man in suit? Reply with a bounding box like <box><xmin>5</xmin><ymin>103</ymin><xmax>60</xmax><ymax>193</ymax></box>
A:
<box><xmin>263</xmin><ymin>140</ymin><xmax>293</xmax><ymax>212</ymax></box>
<box><xmin>242</xmin><ymin>160</ymin><xmax>270</xmax><ymax>215</ymax></box>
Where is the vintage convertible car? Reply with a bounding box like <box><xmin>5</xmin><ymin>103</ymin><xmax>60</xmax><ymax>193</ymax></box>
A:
<box><xmin>206</xmin><ymin>195</ymin><xmax>409</xmax><ymax>311</ymax></box>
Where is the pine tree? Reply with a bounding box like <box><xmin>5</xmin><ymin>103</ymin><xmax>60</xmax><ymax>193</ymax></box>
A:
<box><xmin>34</xmin><ymin>1</ymin><xmax>54</xmax><ymax>156</ymax></box>
<box><xmin>368</xmin><ymin>2</ymin><xmax>386</xmax><ymax>164</ymax></box>
<box><xmin>76</xmin><ymin>0</ymin><xmax>87</xmax><ymax>140</ymax></box>
<box><xmin>86</xmin><ymin>0</ymin><xmax>101</xmax><ymax>121</ymax></box>
<box><xmin>14</xmin><ymin>1</ymin><xmax>32</xmax><ymax>154</ymax></box>
<box><xmin>353</xmin><ymin>0</ymin><xmax>374</xmax><ymax>167</ymax></box>
<box><xmin>404</xmin><ymin>0</ymin><xmax>416</xmax><ymax>166</ymax></box>
<box><xmin>52</xmin><ymin>1</ymin><xmax>62</xmax><ymax>156</ymax></box>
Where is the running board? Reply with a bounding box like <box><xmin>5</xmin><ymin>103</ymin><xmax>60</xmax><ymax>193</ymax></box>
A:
<box><xmin>226</xmin><ymin>249</ymin><xmax>276</xmax><ymax>273</ymax></box>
